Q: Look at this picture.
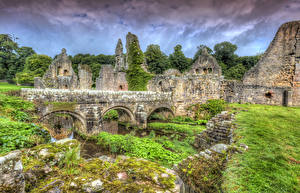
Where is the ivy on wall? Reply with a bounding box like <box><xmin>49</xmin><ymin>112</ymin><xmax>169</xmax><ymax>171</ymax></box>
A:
<box><xmin>126</xmin><ymin>39</ymin><xmax>153</xmax><ymax>91</ymax></box>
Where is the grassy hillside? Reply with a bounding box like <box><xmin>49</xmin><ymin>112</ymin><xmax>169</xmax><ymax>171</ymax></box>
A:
<box><xmin>223</xmin><ymin>104</ymin><xmax>300</xmax><ymax>193</ymax></box>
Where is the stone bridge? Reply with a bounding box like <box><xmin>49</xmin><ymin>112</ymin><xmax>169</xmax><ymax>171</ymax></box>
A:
<box><xmin>21</xmin><ymin>88</ymin><xmax>174</xmax><ymax>135</ymax></box>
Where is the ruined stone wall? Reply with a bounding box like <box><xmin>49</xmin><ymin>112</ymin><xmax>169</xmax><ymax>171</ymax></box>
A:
<box><xmin>243</xmin><ymin>21</ymin><xmax>300</xmax><ymax>87</ymax></box>
<box><xmin>78</xmin><ymin>64</ymin><xmax>93</xmax><ymax>89</ymax></box>
<box><xmin>242</xmin><ymin>21</ymin><xmax>300</xmax><ymax>106</ymax></box>
<box><xmin>148</xmin><ymin>74</ymin><xmax>223</xmax><ymax>115</ymax></box>
<box><xmin>194</xmin><ymin>111</ymin><xmax>234</xmax><ymax>150</ymax></box>
<box><xmin>35</xmin><ymin>49</ymin><xmax>79</xmax><ymax>90</ymax></box>
<box><xmin>221</xmin><ymin>80</ymin><xmax>292</xmax><ymax>106</ymax></box>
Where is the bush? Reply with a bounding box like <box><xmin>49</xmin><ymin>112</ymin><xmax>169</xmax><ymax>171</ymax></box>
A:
<box><xmin>96</xmin><ymin>132</ymin><xmax>181</xmax><ymax>167</ymax></box>
<box><xmin>0</xmin><ymin>93</ymin><xmax>34</xmax><ymax>121</ymax></box>
<box><xmin>103</xmin><ymin>109</ymin><xmax>119</xmax><ymax>121</ymax></box>
<box><xmin>190</xmin><ymin>99</ymin><xmax>226</xmax><ymax>120</ymax></box>
<box><xmin>148</xmin><ymin>112</ymin><xmax>166</xmax><ymax>121</ymax></box>
<box><xmin>0</xmin><ymin>118</ymin><xmax>50</xmax><ymax>154</ymax></box>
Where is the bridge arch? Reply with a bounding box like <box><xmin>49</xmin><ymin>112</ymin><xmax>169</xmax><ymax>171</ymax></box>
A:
<box><xmin>147</xmin><ymin>106</ymin><xmax>175</xmax><ymax>121</ymax></box>
<box><xmin>39</xmin><ymin>110</ymin><xmax>86</xmax><ymax>129</ymax></box>
<box><xmin>102</xmin><ymin>106</ymin><xmax>135</xmax><ymax>123</ymax></box>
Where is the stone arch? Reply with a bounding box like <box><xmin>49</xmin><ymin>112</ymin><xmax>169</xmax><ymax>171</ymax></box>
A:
<box><xmin>147</xmin><ymin>106</ymin><xmax>175</xmax><ymax>121</ymax></box>
<box><xmin>39</xmin><ymin>110</ymin><xmax>86</xmax><ymax>129</ymax></box>
<box><xmin>102</xmin><ymin>106</ymin><xmax>135</xmax><ymax>123</ymax></box>
<box><xmin>39</xmin><ymin>110</ymin><xmax>86</xmax><ymax>139</ymax></box>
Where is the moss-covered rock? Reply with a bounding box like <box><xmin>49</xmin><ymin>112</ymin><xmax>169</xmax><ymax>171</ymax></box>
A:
<box><xmin>21</xmin><ymin>139</ymin><xmax>181</xmax><ymax>193</ymax></box>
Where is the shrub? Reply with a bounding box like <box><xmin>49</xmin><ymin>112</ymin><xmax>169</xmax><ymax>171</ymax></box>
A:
<box><xmin>103</xmin><ymin>109</ymin><xmax>119</xmax><ymax>121</ymax></box>
<box><xmin>148</xmin><ymin>112</ymin><xmax>166</xmax><ymax>121</ymax></box>
<box><xmin>190</xmin><ymin>99</ymin><xmax>226</xmax><ymax>120</ymax></box>
<box><xmin>0</xmin><ymin>118</ymin><xmax>50</xmax><ymax>154</ymax></box>
<box><xmin>96</xmin><ymin>132</ymin><xmax>181</xmax><ymax>167</ymax></box>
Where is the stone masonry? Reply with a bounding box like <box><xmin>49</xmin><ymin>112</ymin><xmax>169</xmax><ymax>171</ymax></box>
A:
<box><xmin>96</xmin><ymin>39</ymin><xmax>128</xmax><ymax>91</ymax></box>
<box><xmin>194</xmin><ymin>111</ymin><xmax>234</xmax><ymax>150</ymax></box>
<box><xmin>148</xmin><ymin>49</ymin><xmax>224</xmax><ymax>115</ymax></box>
<box><xmin>35</xmin><ymin>48</ymin><xmax>79</xmax><ymax>90</ymax></box>
<box><xmin>241</xmin><ymin>20</ymin><xmax>300</xmax><ymax>106</ymax></box>
<box><xmin>21</xmin><ymin>88</ymin><xmax>173</xmax><ymax>135</ymax></box>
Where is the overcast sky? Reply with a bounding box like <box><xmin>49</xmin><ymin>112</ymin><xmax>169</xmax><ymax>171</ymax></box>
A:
<box><xmin>0</xmin><ymin>0</ymin><xmax>299</xmax><ymax>57</ymax></box>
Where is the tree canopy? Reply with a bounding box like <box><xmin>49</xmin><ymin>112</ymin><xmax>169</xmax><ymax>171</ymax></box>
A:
<box><xmin>15</xmin><ymin>54</ymin><xmax>52</xmax><ymax>85</ymax></box>
<box><xmin>145</xmin><ymin>44</ymin><xmax>170</xmax><ymax>74</ymax></box>
<box><xmin>169</xmin><ymin>45</ymin><xmax>190</xmax><ymax>73</ymax></box>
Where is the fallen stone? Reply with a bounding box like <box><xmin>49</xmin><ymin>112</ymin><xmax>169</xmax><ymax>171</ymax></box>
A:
<box><xmin>210</xmin><ymin>143</ymin><xmax>229</xmax><ymax>154</ymax></box>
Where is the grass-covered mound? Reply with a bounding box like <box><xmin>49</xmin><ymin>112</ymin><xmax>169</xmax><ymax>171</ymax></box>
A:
<box><xmin>223</xmin><ymin>104</ymin><xmax>300</xmax><ymax>193</ymax></box>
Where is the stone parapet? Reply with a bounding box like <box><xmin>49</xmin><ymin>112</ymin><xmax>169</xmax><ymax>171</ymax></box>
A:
<box><xmin>21</xmin><ymin>88</ymin><xmax>172</xmax><ymax>103</ymax></box>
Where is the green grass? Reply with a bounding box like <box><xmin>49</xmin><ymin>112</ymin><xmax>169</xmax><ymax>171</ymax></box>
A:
<box><xmin>147</xmin><ymin>122</ymin><xmax>206</xmax><ymax>136</ymax></box>
<box><xmin>0</xmin><ymin>82</ymin><xmax>50</xmax><ymax>154</ymax></box>
<box><xmin>0</xmin><ymin>82</ymin><xmax>32</xmax><ymax>93</ymax></box>
<box><xmin>223</xmin><ymin>104</ymin><xmax>300</xmax><ymax>193</ymax></box>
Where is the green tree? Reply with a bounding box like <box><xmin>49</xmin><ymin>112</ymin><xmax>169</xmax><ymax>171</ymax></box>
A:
<box><xmin>15</xmin><ymin>54</ymin><xmax>52</xmax><ymax>85</ymax></box>
<box><xmin>237</xmin><ymin>54</ymin><xmax>262</xmax><ymax>70</ymax></box>
<box><xmin>126</xmin><ymin>38</ymin><xmax>153</xmax><ymax>91</ymax></box>
<box><xmin>225</xmin><ymin>63</ymin><xmax>247</xmax><ymax>80</ymax></box>
<box><xmin>192</xmin><ymin>45</ymin><xmax>213</xmax><ymax>63</ymax></box>
<box><xmin>214</xmin><ymin>41</ymin><xmax>238</xmax><ymax>69</ymax></box>
<box><xmin>0</xmin><ymin>34</ymin><xmax>18</xmax><ymax>81</ymax></box>
<box><xmin>145</xmin><ymin>44</ymin><xmax>170</xmax><ymax>74</ymax></box>
<box><xmin>169</xmin><ymin>45</ymin><xmax>190</xmax><ymax>72</ymax></box>
<box><xmin>16</xmin><ymin>46</ymin><xmax>36</xmax><ymax>72</ymax></box>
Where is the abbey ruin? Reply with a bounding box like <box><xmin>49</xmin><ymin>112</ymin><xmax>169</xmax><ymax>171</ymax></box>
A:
<box><xmin>22</xmin><ymin>20</ymin><xmax>300</xmax><ymax>134</ymax></box>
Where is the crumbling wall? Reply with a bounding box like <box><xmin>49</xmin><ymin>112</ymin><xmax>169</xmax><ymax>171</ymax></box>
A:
<box><xmin>35</xmin><ymin>48</ymin><xmax>79</xmax><ymax>89</ymax></box>
<box><xmin>194</xmin><ymin>111</ymin><xmax>234</xmax><ymax>150</ymax></box>
<box><xmin>243</xmin><ymin>21</ymin><xmax>300</xmax><ymax>87</ymax></box>
<box><xmin>78</xmin><ymin>64</ymin><xmax>93</xmax><ymax>89</ymax></box>
<box><xmin>96</xmin><ymin>38</ymin><xmax>128</xmax><ymax>91</ymax></box>
<box><xmin>187</xmin><ymin>48</ymin><xmax>222</xmax><ymax>76</ymax></box>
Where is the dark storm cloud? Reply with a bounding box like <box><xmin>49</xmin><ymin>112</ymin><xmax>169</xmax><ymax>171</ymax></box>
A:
<box><xmin>0</xmin><ymin>0</ymin><xmax>299</xmax><ymax>57</ymax></box>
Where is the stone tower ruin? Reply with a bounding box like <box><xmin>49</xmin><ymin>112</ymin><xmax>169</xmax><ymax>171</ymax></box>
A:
<box><xmin>243</xmin><ymin>20</ymin><xmax>300</xmax><ymax>106</ymax></box>
<box><xmin>96</xmin><ymin>39</ymin><xmax>128</xmax><ymax>91</ymax></box>
<box><xmin>34</xmin><ymin>48</ymin><xmax>79</xmax><ymax>89</ymax></box>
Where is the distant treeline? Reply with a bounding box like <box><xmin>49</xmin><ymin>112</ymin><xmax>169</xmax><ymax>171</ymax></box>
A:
<box><xmin>0</xmin><ymin>34</ymin><xmax>262</xmax><ymax>85</ymax></box>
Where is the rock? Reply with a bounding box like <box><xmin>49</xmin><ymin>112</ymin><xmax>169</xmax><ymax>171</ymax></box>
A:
<box><xmin>98</xmin><ymin>155</ymin><xmax>115</xmax><ymax>163</ymax></box>
<box><xmin>210</xmin><ymin>143</ymin><xmax>229</xmax><ymax>154</ymax></box>
<box><xmin>117</xmin><ymin>172</ymin><xmax>128</xmax><ymax>180</ymax></box>
<box><xmin>39</xmin><ymin>148</ymin><xmax>49</xmax><ymax>157</ymax></box>
<box><xmin>240</xmin><ymin>143</ymin><xmax>249</xmax><ymax>151</ymax></box>
<box><xmin>83</xmin><ymin>179</ymin><xmax>103</xmax><ymax>192</ymax></box>
<box><xmin>199</xmin><ymin>151</ymin><xmax>212</xmax><ymax>159</ymax></box>
<box><xmin>0</xmin><ymin>150</ymin><xmax>25</xmax><ymax>193</ymax></box>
